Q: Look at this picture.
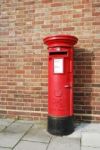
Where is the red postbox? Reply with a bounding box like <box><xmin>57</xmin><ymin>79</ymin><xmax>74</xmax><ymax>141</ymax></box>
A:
<box><xmin>43</xmin><ymin>35</ymin><xmax>78</xmax><ymax>135</ymax></box>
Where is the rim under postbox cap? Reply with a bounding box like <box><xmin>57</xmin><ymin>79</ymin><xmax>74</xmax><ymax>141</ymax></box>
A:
<box><xmin>43</xmin><ymin>34</ymin><xmax>78</xmax><ymax>48</ymax></box>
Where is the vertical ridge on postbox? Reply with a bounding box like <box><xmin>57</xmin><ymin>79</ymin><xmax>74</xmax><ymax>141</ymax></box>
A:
<box><xmin>43</xmin><ymin>35</ymin><xmax>78</xmax><ymax>136</ymax></box>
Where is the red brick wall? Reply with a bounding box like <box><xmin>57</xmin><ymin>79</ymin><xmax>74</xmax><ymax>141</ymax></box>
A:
<box><xmin>0</xmin><ymin>0</ymin><xmax>100</xmax><ymax>122</ymax></box>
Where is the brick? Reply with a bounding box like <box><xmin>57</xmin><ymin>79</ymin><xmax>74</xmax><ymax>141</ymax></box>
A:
<box><xmin>73</xmin><ymin>5</ymin><xmax>84</xmax><ymax>9</ymax></box>
<box><xmin>82</xmin><ymin>0</ymin><xmax>90</xmax><ymax>4</ymax></box>
<box><xmin>93</xmin><ymin>22</ymin><xmax>100</xmax><ymax>25</ymax></box>
<box><xmin>51</xmin><ymin>2</ymin><xmax>64</xmax><ymax>7</ymax></box>
<box><xmin>15</xmin><ymin>70</ymin><xmax>25</xmax><ymax>74</ymax></box>
<box><xmin>92</xmin><ymin>12</ymin><xmax>100</xmax><ymax>16</ymax></box>
<box><xmin>42</xmin><ymin>24</ymin><xmax>53</xmax><ymax>28</ymax></box>
<box><xmin>24</xmin><ymin>1</ymin><xmax>35</xmax><ymax>5</ymax></box>
<box><xmin>63</xmin><ymin>27</ymin><xmax>74</xmax><ymax>31</ymax></box>
<box><xmin>51</xmin><ymin>11</ymin><xmax>65</xmax><ymax>15</ymax></box>
<box><xmin>42</xmin><ymin>0</ymin><xmax>53</xmax><ymax>3</ymax></box>
<box><xmin>73</xmin><ymin>14</ymin><xmax>83</xmax><ymax>18</ymax></box>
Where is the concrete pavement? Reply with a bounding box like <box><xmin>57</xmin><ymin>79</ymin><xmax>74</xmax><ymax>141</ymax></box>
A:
<box><xmin>0</xmin><ymin>118</ymin><xmax>100</xmax><ymax>150</ymax></box>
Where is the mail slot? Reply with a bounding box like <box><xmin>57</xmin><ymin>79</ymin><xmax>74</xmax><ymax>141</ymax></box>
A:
<box><xmin>43</xmin><ymin>35</ymin><xmax>78</xmax><ymax>135</ymax></box>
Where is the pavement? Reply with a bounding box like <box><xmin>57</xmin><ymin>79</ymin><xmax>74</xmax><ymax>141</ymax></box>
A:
<box><xmin>0</xmin><ymin>118</ymin><xmax>100</xmax><ymax>150</ymax></box>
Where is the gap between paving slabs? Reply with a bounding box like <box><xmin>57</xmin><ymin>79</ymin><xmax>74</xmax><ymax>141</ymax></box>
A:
<box><xmin>13</xmin><ymin>120</ymin><xmax>52</xmax><ymax>150</ymax></box>
<box><xmin>0</xmin><ymin>119</ymin><xmax>34</xmax><ymax>149</ymax></box>
<box><xmin>0</xmin><ymin>119</ymin><xmax>15</xmax><ymax>132</ymax></box>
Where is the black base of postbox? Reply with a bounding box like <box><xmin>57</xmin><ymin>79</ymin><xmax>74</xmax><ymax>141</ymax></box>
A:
<box><xmin>48</xmin><ymin>116</ymin><xmax>74</xmax><ymax>136</ymax></box>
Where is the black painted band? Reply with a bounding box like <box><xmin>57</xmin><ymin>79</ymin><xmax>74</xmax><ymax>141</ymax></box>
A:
<box><xmin>48</xmin><ymin>116</ymin><xmax>74</xmax><ymax>136</ymax></box>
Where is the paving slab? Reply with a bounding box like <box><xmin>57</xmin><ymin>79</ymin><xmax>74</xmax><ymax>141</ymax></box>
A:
<box><xmin>15</xmin><ymin>120</ymin><xmax>34</xmax><ymax>125</ymax></box>
<box><xmin>33</xmin><ymin>120</ymin><xmax>47</xmax><ymax>128</ymax></box>
<box><xmin>0</xmin><ymin>121</ymin><xmax>33</xmax><ymax>148</ymax></box>
<box><xmin>47</xmin><ymin>136</ymin><xmax>80</xmax><ymax>150</ymax></box>
<box><xmin>81</xmin><ymin>146</ymin><xmax>100</xmax><ymax>150</ymax></box>
<box><xmin>13</xmin><ymin>140</ymin><xmax>48</xmax><ymax>150</ymax></box>
<box><xmin>23</xmin><ymin>127</ymin><xmax>52</xmax><ymax>143</ymax></box>
<box><xmin>75</xmin><ymin>123</ymin><xmax>88</xmax><ymax>131</ymax></box>
<box><xmin>81</xmin><ymin>123</ymin><xmax>100</xmax><ymax>133</ymax></box>
<box><xmin>0</xmin><ymin>119</ymin><xmax>14</xmax><ymax>132</ymax></box>
<box><xmin>82</xmin><ymin>132</ymin><xmax>100</xmax><ymax>147</ymax></box>
<box><xmin>66</xmin><ymin>129</ymin><xmax>81</xmax><ymax>139</ymax></box>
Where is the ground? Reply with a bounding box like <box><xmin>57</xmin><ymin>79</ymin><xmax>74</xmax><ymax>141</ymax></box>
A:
<box><xmin>0</xmin><ymin>118</ymin><xmax>100</xmax><ymax>150</ymax></box>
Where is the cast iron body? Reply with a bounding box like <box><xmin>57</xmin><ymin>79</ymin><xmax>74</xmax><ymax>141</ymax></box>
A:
<box><xmin>43</xmin><ymin>35</ymin><xmax>78</xmax><ymax>135</ymax></box>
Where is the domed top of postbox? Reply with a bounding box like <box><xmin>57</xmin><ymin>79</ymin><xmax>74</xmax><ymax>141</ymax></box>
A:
<box><xmin>43</xmin><ymin>34</ymin><xmax>78</xmax><ymax>48</ymax></box>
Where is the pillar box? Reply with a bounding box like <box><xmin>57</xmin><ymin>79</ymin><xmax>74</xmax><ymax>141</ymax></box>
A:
<box><xmin>43</xmin><ymin>35</ymin><xmax>78</xmax><ymax>135</ymax></box>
